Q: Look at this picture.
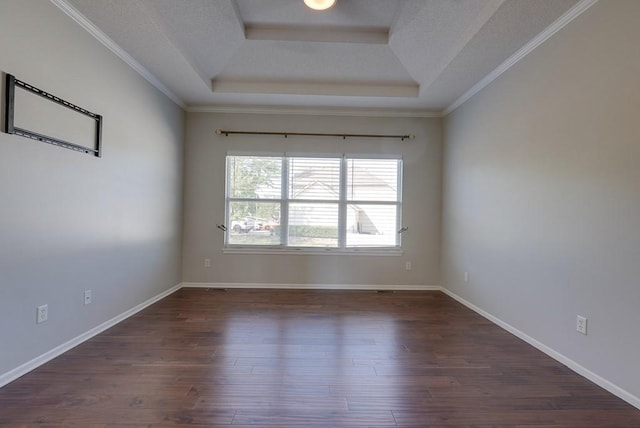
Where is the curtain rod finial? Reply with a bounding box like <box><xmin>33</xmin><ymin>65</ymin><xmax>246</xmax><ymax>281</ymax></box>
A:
<box><xmin>215</xmin><ymin>129</ymin><xmax>223</xmax><ymax>135</ymax></box>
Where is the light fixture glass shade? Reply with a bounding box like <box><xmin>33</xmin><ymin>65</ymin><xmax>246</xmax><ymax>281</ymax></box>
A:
<box><xmin>304</xmin><ymin>0</ymin><xmax>336</xmax><ymax>11</ymax></box>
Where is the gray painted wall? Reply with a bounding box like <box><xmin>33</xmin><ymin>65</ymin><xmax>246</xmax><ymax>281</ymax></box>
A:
<box><xmin>182</xmin><ymin>113</ymin><xmax>442</xmax><ymax>286</ymax></box>
<box><xmin>3</xmin><ymin>0</ymin><xmax>637</xmax><ymax>409</ymax></box>
<box><xmin>0</xmin><ymin>0</ymin><xmax>184</xmax><ymax>376</ymax></box>
<box><xmin>442</xmin><ymin>1</ymin><xmax>640</xmax><ymax>400</ymax></box>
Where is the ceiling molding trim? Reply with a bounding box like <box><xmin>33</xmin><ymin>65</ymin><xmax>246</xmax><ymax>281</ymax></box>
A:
<box><xmin>245</xmin><ymin>25</ymin><xmax>389</xmax><ymax>44</ymax></box>
<box><xmin>212</xmin><ymin>79</ymin><xmax>419</xmax><ymax>98</ymax></box>
<box><xmin>186</xmin><ymin>105</ymin><xmax>442</xmax><ymax>118</ymax></box>
<box><xmin>49</xmin><ymin>0</ymin><xmax>186</xmax><ymax>109</ymax></box>
<box><xmin>442</xmin><ymin>0</ymin><xmax>599</xmax><ymax>116</ymax></box>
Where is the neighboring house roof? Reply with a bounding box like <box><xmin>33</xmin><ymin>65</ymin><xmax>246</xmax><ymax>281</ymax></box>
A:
<box><xmin>255</xmin><ymin>164</ymin><xmax>397</xmax><ymax>201</ymax></box>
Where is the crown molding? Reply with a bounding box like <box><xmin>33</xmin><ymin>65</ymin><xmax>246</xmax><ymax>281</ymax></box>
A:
<box><xmin>443</xmin><ymin>0</ymin><xmax>599</xmax><ymax>116</ymax></box>
<box><xmin>186</xmin><ymin>104</ymin><xmax>442</xmax><ymax>118</ymax></box>
<box><xmin>49</xmin><ymin>0</ymin><xmax>186</xmax><ymax>109</ymax></box>
<box><xmin>245</xmin><ymin>24</ymin><xmax>389</xmax><ymax>45</ymax></box>
<box><xmin>212</xmin><ymin>79</ymin><xmax>419</xmax><ymax>98</ymax></box>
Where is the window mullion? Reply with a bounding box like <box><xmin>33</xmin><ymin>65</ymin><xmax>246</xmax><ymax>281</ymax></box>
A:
<box><xmin>224</xmin><ymin>157</ymin><xmax>232</xmax><ymax>246</ymax></box>
<box><xmin>396</xmin><ymin>159</ymin><xmax>403</xmax><ymax>247</ymax></box>
<box><xmin>338</xmin><ymin>156</ymin><xmax>347</xmax><ymax>249</ymax></box>
<box><xmin>280</xmin><ymin>156</ymin><xmax>289</xmax><ymax>246</ymax></box>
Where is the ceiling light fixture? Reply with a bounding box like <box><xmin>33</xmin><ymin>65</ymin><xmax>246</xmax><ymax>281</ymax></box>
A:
<box><xmin>304</xmin><ymin>0</ymin><xmax>336</xmax><ymax>11</ymax></box>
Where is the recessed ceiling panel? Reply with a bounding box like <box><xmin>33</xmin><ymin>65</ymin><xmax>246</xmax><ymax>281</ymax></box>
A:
<box><xmin>390</xmin><ymin>0</ymin><xmax>506</xmax><ymax>87</ymax></box>
<box><xmin>141</xmin><ymin>0</ymin><xmax>246</xmax><ymax>79</ymax></box>
<box><xmin>61</xmin><ymin>0</ymin><xmax>586</xmax><ymax>113</ymax></box>
<box><xmin>421</xmin><ymin>0</ymin><xmax>580</xmax><ymax>106</ymax></box>
<box><xmin>218</xmin><ymin>41</ymin><xmax>415</xmax><ymax>81</ymax></box>
<box><xmin>235</xmin><ymin>0</ymin><xmax>401</xmax><ymax>29</ymax></box>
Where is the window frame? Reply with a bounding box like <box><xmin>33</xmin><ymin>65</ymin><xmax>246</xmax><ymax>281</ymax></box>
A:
<box><xmin>224</xmin><ymin>152</ymin><xmax>403</xmax><ymax>256</ymax></box>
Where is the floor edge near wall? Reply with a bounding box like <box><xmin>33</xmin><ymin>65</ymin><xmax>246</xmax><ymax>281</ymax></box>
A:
<box><xmin>181</xmin><ymin>282</ymin><xmax>441</xmax><ymax>291</ymax></box>
<box><xmin>0</xmin><ymin>283</ymin><xmax>183</xmax><ymax>389</ymax></box>
<box><xmin>439</xmin><ymin>287</ymin><xmax>640</xmax><ymax>410</ymax></box>
<box><xmin>2</xmin><ymin>282</ymin><xmax>638</xmax><ymax>411</ymax></box>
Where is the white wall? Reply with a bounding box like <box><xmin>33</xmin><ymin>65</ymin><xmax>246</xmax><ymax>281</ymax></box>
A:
<box><xmin>0</xmin><ymin>0</ymin><xmax>184</xmax><ymax>378</ymax></box>
<box><xmin>442</xmin><ymin>0</ymin><xmax>640</xmax><ymax>402</ymax></box>
<box><xmin>182</xmin><ymin>112</ymin><xmax>441</xmax><ymax>287</ymax></box>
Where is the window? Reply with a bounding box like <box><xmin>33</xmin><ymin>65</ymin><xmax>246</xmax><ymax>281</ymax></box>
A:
<box><xmin>225</xmin><ymin>154</ymin><xmax>402</xmax><ymax>252</ymax></box>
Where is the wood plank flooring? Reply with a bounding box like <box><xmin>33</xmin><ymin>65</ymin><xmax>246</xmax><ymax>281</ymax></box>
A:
<box><xmin>1</xmin><ymin>288</ymin><xmax>639</xmax><ymax>427</ymax></box>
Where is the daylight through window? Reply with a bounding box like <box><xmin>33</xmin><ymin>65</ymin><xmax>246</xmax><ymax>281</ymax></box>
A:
<box><xmin>225</xmin><ymin>154</ymin><xmax>402</xmax><ymax>251</ymax></box>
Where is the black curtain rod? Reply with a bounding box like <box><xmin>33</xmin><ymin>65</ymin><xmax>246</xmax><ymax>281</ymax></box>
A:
<box><xmin>215</xmin><ymin>129</ymin><xmax>415</xmax><ymax>141</ymax></box>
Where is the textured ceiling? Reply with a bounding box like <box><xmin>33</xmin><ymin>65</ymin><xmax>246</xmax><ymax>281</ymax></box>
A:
<box><xmin>61</xmin><ymin>0</ymin><xmax>583</xmax><ymax>114</ymax></box>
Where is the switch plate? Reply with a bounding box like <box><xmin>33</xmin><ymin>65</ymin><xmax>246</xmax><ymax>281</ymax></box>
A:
<box><xmin>464</xmin><ymin>271</ymin><xmax>469</xmax><ymax>282</ymax></box>
<box><xmin>204</xmin><ymin>258</ymin><xmax>211</xmax><ymax>267</ymax></box>
<box><xmin>84</xmin><ymin>290</ymin><xmax>92</xmax><ymax>305</ymax></box>
<box><xmin>576</xmin><ymin>315</ymin><xmax>588</xmax><ymax>335</ymax></box>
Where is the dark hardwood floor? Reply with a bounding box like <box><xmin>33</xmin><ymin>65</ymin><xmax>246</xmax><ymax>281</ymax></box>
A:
<box><xmin>1</xmin><ymin>288</ymin><xmax>639</xmax><ymax>427</ymax></box>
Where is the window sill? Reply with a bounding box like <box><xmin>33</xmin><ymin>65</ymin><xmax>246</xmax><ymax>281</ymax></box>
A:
<box><xmin>222</xmin><ymin>247</ymin><xmax>403</xmax><ymax>256</ymax></box>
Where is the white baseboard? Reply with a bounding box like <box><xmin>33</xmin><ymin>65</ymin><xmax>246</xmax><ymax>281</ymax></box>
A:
<box><xmin>181</xmin><ymin>282</ymin><xmax>441</xmax><ymax>291</ymax></box>
<box><xmin>4</xmin><ymin>282</ymin><xmax>638</xmax><ymax>411</ymax></box>
<box><xmin>440</xmin><ymin>287</ymin><xmax>640</xmax><ymax>410</ymax></box>
<box><xmin>0</xmin><ymin>283</ymin><xmax>182</xmax><ymax>389</ymax></box>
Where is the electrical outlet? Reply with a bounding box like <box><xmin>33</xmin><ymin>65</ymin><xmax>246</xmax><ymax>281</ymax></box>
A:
<box><xmin>84</xmin><ymin>290</ymin><xmax>92</xmax><ymax>305</ymax></box>
<box><xmin>576</xmin><ymin>315</ymin><xmax>588</xmax><ymax>335</ymax></box>
<box><xmin>204</xmin><ymin>258</ymin><xmax>211</xmax><ymax>268</ymax></box>
<box><xmin>405</xmin><ymin>261</ymin><xmax>412</xmax><ymax>270</ymax></box>
<box><xmin>37</xmin><ymin>304</ymin><xmax>48</xmax><ymax>324</ymax></box>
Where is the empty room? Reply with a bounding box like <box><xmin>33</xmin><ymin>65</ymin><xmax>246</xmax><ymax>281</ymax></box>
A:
<box><xmin>1</xmin><ymin>0</ymin><xmax>639</xmax><ymax>426</ymax></box>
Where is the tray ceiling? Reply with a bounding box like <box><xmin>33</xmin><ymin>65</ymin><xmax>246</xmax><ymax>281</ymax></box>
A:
<box><xmin>59</xmin><ymin>0</ymin><xmax>585</xmax><ymax>114</ymax></box>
